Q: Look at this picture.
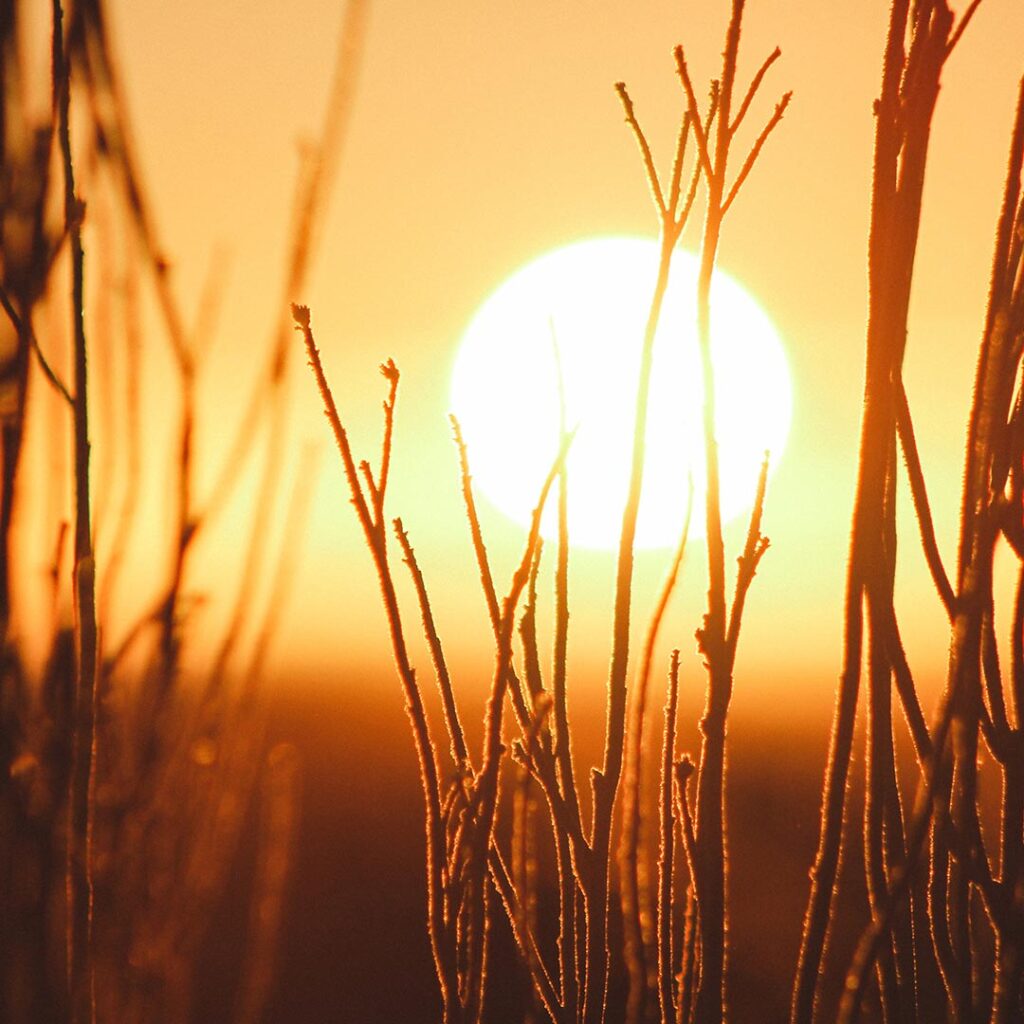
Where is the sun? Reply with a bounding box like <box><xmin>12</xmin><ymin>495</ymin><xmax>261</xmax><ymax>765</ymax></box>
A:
<box><xmin>449</xmin><ymin>236</ymin><xmax>792</xmax><ymax>551</ymax></box>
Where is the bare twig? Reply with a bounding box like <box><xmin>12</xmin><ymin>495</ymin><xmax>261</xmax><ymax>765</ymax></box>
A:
<box><xmin>658</xmin><ymin>650</ymin><xmax>682</xmax><ymax>1024</ymax></box>
<box><xmin>724</xmin><ymin>452</ymin><xmax>770</xmax><ymax>665</ymax></box>
<box><xmin>396</xmin><ymin>518</ymin><xmax>471</xmax><ymax>771</ymax></box>
<box><xmin>55</xmin><ymin>3</ymin><xmax>100</xmax><ymax>1019</ymax></box>
<box><xmin>730</xmin><ymin>46</ymin><xmax>781</xmax><ymax>137</ymax></box>
<box><xmin>946</xmin><ymin>0</ymin><xmax>985</xmax><ymax>57</ymax></box>
<box><xmin>295</xmin><ymin>305</ymin><xmax>459</xmax><ymax>1021</ymax></box>
<box><xmin>792</xmin><ymin>6</ymin><xmax>958</xmax><ymax>1019</ymax></box>
<box><xmin>721</xmin><ymin>91</ymin><xmax>792</xmax><ymax>215</ymax></box>
<box><xmin>615</xmin><ymin>83</ymin><xmax>667</xmax><ymax>215</ymax></box>
<box><xmin>895</xmin><ymin>380</ymin><xmax>956</xmax><ymax>618</ymax></box>
<box><xmin>620</xmin><ymin>494</ymin><xmax>692</xmax><ymax>1024</ymax></box>
<box><xmin>0</xmin><ymin>283</ymin><xmax>73</xmax><ymax>404</ymax></box>
<box><xmin>488</xmin><ymin>847</ymin><xmax>562</xmax><ymax>1023</ymax></box>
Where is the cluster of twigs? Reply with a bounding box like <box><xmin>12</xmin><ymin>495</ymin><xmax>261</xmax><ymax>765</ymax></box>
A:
<box><xmin>299</xmin><ymin>5</ymin><xmax>789</xmax><ymax>1022</ymax></box>
<box><xmin>793</xmin><ymin>3</ymin><xmax>1024</xmax><ymax>1024</ymax></box>
<box><xmin>0</xmin><ymin>0</ymin><xmax>368</xmax><ymax>1020</ymax></box>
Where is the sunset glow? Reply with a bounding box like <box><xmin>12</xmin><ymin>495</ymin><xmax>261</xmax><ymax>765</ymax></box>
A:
<box><xmin>450</xmin><ymin>237</ymin><xmax>792</xmax><ymax>549</ymax></box>
<box><xmin>7</xmin><ymin>1</ymin><xmax>1024</xmax><ymax>1020</ymax></box>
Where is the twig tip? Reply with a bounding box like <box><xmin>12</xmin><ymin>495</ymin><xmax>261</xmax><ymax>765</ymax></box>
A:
<box><xmin>291</xmin><ymin>303</ymin><xmax>310</xmax><ymax>329</ymax></box>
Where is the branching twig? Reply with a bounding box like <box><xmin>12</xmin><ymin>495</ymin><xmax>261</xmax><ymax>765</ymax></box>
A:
<box><xmin>0</xmin><ymin>283</ymin><xmax>74</xmax><ymax>404</ymax></box>
<box><xmin>721</xmin><ymin>91</ymin><xmax>792</xmax><ymax>215</ymax></box>
<box><xmin>295</xmin><ymin>305</ymin><xmax>460</xmax><ymax>1021</ymax></box>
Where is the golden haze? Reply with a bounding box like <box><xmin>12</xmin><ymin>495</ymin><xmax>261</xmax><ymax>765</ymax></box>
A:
<box><xmin>40</xmin><ymin>1</ymin><xmax>1024</xmax><ymax>709</ymax></box>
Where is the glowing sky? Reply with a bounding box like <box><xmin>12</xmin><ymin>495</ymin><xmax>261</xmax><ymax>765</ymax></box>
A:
<box><xmin>102</xmin><ymin>1</ymin><xmax>1024</xmax><ymax>705</ymax></box>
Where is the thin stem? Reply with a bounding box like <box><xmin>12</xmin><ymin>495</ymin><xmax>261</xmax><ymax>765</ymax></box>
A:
<box><xmin>946</xmin><ymin>0</ymin><xmax>985</xmax><ymax>57</ymax></box>
<box><xmin>673</xmin><ymin>758</ymin><xmax>700</xmax><ymax>1024</ymax></box>
<box><xmin>792</xmin><ymin>6</ymin><xmax>955</xmax><ymax>1018</ymax></box>
<box><xmin>295</xmin><ymin>306</ymin><xmax>459</xmax><ymax>1021</ymax></box>
<box><xmin>469</xmin><ymin>442</ymin><xmax>567</xmax><ymax>1021</ymax></box>
<box><xmin>56</xmin><ymin>2</ymin><xmax>98</xmax><ymax>1019</ymax></box>
<box><xmin>673</xmin><ymin>47</ymin><xmax>715</xmax><ymax>185</ymax></box>
<box><xmin>895</xmin><ymin>380</ymin><xmax>955</xmax><ymax>618</ymax></box>
<box><xmin>721</xmin><ymin>91</ymin><xmax>792</xmax><ymax>215</ymax></box>
<box><xmin>519</xmin><ymin>543</ymin><xmax>546</xmax><ymax>704</ymax></box>
<box><xmin>451</xmin><ymin>416</ymin><xmax>501</xmax><ymax>631</ymax></box>
<box><xmin>729</xmin><ymin>46</ymin><xmax>780</xmax><ymax>137</ymax></box>
<box><xmin>550</xmin><ymin>336</ymin><xmax>582</xmax><ymax>835</ymax></box>
<box><xmin>451</xmin><ymin>418</ymin><xmax>586</xmax><ymax>862</ymax></box>
<box><xmin>667</xmin><ymin>110</ymin><xmax>694</xmax><ymax>221</ymax></box>
<box><xmin>396</xmin><ymin>519</ymin><xmax>471</xmax><ymax>771</ymax></box>
<box><xmin>658</xmin><ymin>651</ymin><xmax>682</xmax><ymax>1024</ymax></box>
<box><xmin>586</xmin><ymin>221</ymin><xmax>682</xmax><ymax>1024</ymax></box>
<box><xmin>0</xmin><ymin>284</ymin><xmax>74</xmax><ymax>404</ymax></box>
<box><xmin>489</xmin><ymin>847</ymin><xmax>562</xmax><ymax>1023</ymax></box>
<box><xmin>615</xmin><ymin>82</ymin><xmax>666</xmax><ymax>215</ymax></box>
<box><xmin>724</xmin><ymin>453</ymin><xmax>770</xmax><ymax>666</ymax></box>
<box><xmin>620</xmin><ymin>500</ymin><xmax>692</xmax><ymax>1024</ymax></box>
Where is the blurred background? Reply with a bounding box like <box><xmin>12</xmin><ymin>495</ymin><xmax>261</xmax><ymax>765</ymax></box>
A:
<box><xmin>13</xmin><ymin>1</ymin><xmax>1024</xmax><ymax>1019</ymax></box>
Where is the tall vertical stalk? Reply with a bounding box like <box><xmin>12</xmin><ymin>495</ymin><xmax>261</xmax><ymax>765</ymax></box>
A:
<box><xmin>674</xmin><ymin>5</ymin><xmax>789</xmax><ymax>1017</ymax></box>
<box><xmin>53</xmin><ymin>3</ymin><xmax>99</xmax><ymax>1021</ymax></box>
<box><xmin>612</xmin><ymin>81</ymin><xmax>701</xmax><ymax>1024</ymax></box>
<box><xmin>792</xmin><ymin>4</ymin><xmax>985</xmax><ymax>1022</ymax></box>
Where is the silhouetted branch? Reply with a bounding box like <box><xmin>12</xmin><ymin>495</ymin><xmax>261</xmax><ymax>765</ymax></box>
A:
<box><xmin>730</xmin><ymin>46</ymin><xmax>781</xmax><ymax>137</ymax></box>
<box><xmin>615</xmin><ymin>82</ymin><xmax>667</xmax><ymax>215</ymax></box>
<box><xmin>895</xmin><ymin>381</ymin><xmax>955</xmax><ymax>618</ymax></box>
<box><xmin>725</xmin><ymin>452</ymin><xmax>770</xmax><ymax>664</ymax></box>
<box><xmin>396</xmin><ymin>518</ymin><xmax>471</xmax><ymax>771</ymax></box>
<box><xmin>0</xmin><ymin>283</ymin><xmax>73</xmax><ymax>404</ymax></box>
<box><xmin>488</xmin><ymin>847</ymin><xmax>561</xmax><ymax>1022</ymax></box>
<box><xmin>946</xmin><ymin>0</ymin><xmax>985</xmax><ymax>57</ymax></box>
<box><xmin>657</xmin><ymin>650</ymin><xmax>682</xmax><ymax>1024</ymax></box>
<box><xmin>620</xmin><ymin>495</ymin><xmax>692</xmax><ymax>1024</ymax></box>
<box><xmin>793</xmin><ymin>5</ymin><xmax>960</xmax><ymax>1018</ymax></box>
<box><xmin>451</xmin><ymin>415</ymin><xmax>502</xmax><ymax>631</ymax></box>
<box><xmin>55</xmin><ymin>2</ymin><xmax>100</xmax><ymax>1017</ymax></box>
<box><xmin>673</xmin><ymin>47</ymin><xmax>715</xmax><ymax>183</ymax></box>
<box><xmin>295</xmin><ymin>305</ymin><xmax>459</xmax><ymax>1021</ymax></box>
<box><xmin>722</xmin><ymin>90</ymin><xmax>792</xmax><ymax>214</ymax></box>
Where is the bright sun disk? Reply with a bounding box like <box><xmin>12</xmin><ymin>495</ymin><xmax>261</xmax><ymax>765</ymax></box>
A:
<box><xmin>450</xmin><ymin>236</ymin><xmax>792</xmax><ymax>551</ymax></box>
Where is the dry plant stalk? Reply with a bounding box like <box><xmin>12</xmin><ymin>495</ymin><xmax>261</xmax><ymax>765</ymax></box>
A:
<box><xmin>793</xmin><ymin>3</ymin><xmax>1024</xmax><ymax>1024</ymax></box>
<box><xmin>300</xmin><ymin>6</ymin><xmax>787</xmax><ymax>1024</ymax></box>
<box><xmin>296</xmin><ymin>1</ymin><xmax>1022</xmax><ymax>1022</ymax></box>
<box><xmin>0</xmin><ymin>0</ymin><xmax>365</xmax><ymax>1019</ymax></box>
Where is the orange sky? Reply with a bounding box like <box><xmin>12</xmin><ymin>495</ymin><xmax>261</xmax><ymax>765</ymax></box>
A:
<box><xmin>86</xmin><ymin>1</ymin><xmax>1024</xmax><ymax>714</ymax></box>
